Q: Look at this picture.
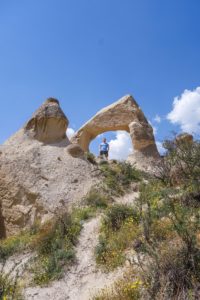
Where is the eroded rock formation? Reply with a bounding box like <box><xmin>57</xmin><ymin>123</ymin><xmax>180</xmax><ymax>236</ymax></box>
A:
<box><xmin>0</xmin><ymin>95</ymin><xmax>160</xmax><ymax>236</ymax></box>
<box><xmin>71</xmin><ymin>95</ymin><xmax>160</xmax><ymax>168</ymax></box>
<box><xmin>25</xmin><ymin>98</ymin><xmax>68</xmax><ymax>143</ymax></box>
<box><xmin>0</xmin><ymin>99</ymin><xmax>96</xmax><ymax>237</ymax></box>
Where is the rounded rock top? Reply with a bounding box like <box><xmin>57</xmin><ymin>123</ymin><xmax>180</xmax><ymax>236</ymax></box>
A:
<box><xmin>45</xmin><ymin>97</ymin><xmax>60</xmax><ymax>105</ymax></box>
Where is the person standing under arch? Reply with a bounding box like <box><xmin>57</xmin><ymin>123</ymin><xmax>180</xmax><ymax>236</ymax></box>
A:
<box><xmin>99</xmin><ymin>138</ymin><xmax>109</xmax><ymax>160</ymax></box>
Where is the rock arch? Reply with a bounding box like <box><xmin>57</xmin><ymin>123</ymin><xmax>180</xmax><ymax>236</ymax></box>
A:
<box><xmin>71</xmin><ymin>95</ymin><xmax>160</xmax><ymax>163</ymax></box>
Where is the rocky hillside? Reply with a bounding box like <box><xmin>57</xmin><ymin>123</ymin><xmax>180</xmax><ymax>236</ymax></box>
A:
<box><xmin>1</xmin><ymin>96</ymin><xmax>200</xmax><ymax>300</ymax></box>
<box><xmin>0</xmin><ymin>98</ymin><xmax>97</xmax><ymax>237</ymax></box>
<box><xmin>0</xmin><ymin>95</ymin><xmax>159</xmax><ymax>238</ymax></box>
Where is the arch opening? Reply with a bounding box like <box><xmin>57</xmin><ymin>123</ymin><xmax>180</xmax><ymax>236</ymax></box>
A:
<box><xmin>90</xmin><ymin>130</ymin><xmax>133</xmax><ymax>160</ymax></box>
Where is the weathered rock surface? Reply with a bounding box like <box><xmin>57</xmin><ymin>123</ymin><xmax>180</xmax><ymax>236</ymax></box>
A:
<box><xmin>71</xmin><ymin>95</ymin><xmax>160</xmax><ymax>169</ymax></box>
<box><xmin>24</xmin><ymin>98</ymin><xmax>68</xmax><ymax>144</ymax></box>
<box><xmin>66</xmin><ymin>144</ymin><xmax>84</xmax><ymax>158</ymax></box>
<box><xmin>0</xmin><ymin>95</ymin><xmax>160</xmax><ymax>236</ymax></box>
<box><xmin>0</xmin><ymin>100</ymin><xmax>96</xmax><ymax>237</ymax></box>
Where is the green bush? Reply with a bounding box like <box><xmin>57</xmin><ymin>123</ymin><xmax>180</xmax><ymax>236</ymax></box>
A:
<box><xmin>100</xmin><ymin>162</ymin><xmax>140</xmax><ymax>195</ymax></box>
<box><xmin>157</xmin><ymin>136</ymin><xmax>200</xmax><ymax>190</ymax></box>
<box><xmin>133</xmin><ymin>172</ymin><xmax>200</xmax><ymax>299</ymax></box>
<box><xmin>84</xmin><ymin>188</ymin><xmax>110</xmax><ymax>209</ymax></box>
<box><xmin>32</xmin><ymin>248</ymin><xmax>75</xmax><ymax>285</ymax></box>
<box><xmin>95</xmin><ymin>229</ymin><xmax>129</xmax><ymax>269</ymax></box>
<box><xmin>0</xmin><ymin>271</ymin><xmax>23</xmax><ymax>300</ymax></box>
<box><xmin>111</xmin><ymin>138</ymin><xmax>200</xmax><ymax>298</ymax></box>
<box><xmin>85</xmin><ymin>152</ymin><xmax>97</xmax><ymax>164</ymax></box>
<box><xmin>31</xmin><ymin>209</ymin><xmax>85</xmax><ymax>285</ymax></box>
<box><xmin>103</xmin><ymin>204</ymin><xmax>138</xmax><ymax>231</ymax></box>
<box><xmin>71</xmin><ymin>207</ymin><xmax>95</xmax><ymax>221</ymax></box>
<box><xmin>95</xmin><ymin>204</ymin><xmax>140</xmax><ymax>270</ymax></box>
<box><xmin>92</xmin><ymin>271</ymin><xmax>142</xmax><ymax>300</ymax></box>
<box><xmin>0</xmin><ymin>205</ymin><xmax>95</xmax><ymax>287</ymax></box>
<box><xmin>0</xmin><ymin>232</ymin><xmax>34</xmax><ymax>262</ymax></box>
<box><xmin>0</xmin><ymin>237</ymin><xmax>23</xmax><ymax>262</ymax></box>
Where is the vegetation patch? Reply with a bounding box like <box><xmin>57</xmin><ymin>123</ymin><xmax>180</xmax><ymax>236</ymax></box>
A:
<box><xmin>95</xmin><ymin>137</ymin><xmax>200</xmax><ymax>299</ymax></box>
<box><xmin>71</xmin><ymin>207</ymin><xmax>95</xmax><ymax>221</ymax></box>
<box><xmin>93</xmin><ymin>270</ymin><xmax>143</xmax><ymax>300</ymax></box>
<box><xmin>4</xmin><ymin>138</ymin><xmax>200</xmax><ymax>297</ymax></box>
<box><xmin>0</xmin><ymin>206</ymin><xmax>95</xmax><ymax>287</ymax></box>
<box><xmin>83</xmin><ymin>188</ymin><xmax>111</xmax><ymax>209</ymax></box>
<box><xmin>130</xmin><ymin>138</ymin><xmax>200</xmax><ymax>299</ymax></box>
<box><xmin>83</xmin><ymin>161</ymin><xmax>141</xmax><ymax>212</ymax></box>
<box><xmin>0</xmin><ymin>232</ymin><xmax>35</xmax><ymax>263</ymax></box>
<box><xmin>100</xmin><ymin>161</ymin><xmax>141</xmax><ymax>196</ymax></box>
<box><xmin>31</xmin><ymin>208</ymin><xmax>95</xmax><ymax>285</ymax></box>
<box><xmin>0</xmin><ymin>271</ymin><xmax>23</xmax><ymax>300</ymax></box>
<box><xmin>85</xmin><ymin>152</ymin><xmax>97</xmax><ymax>164</ymax></box>
<box><xmin>95</xmin><ymin>204</ymin><xmax>140</xmax><ymax>270</ymax></box>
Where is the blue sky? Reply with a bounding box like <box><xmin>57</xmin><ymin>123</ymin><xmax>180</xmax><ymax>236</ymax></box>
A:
<box><xmin>1</xmin><ymin>0</ymin><xmax>200</xmax><ymax>157</ymax></box>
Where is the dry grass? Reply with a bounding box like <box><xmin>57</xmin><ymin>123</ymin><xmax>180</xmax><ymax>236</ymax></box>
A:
<box><xmin>92</xmin><ymin>270</ymin><xmax>142</xmax><ymax>300</ymax></box>
<box><xmin>0</xmin><ymin>207</ymin><xmax>95</xmax><ymax>287</ymax></box>
<box><xmin>95</xmin><ymin>205</ymin><xmax>140</xmax><ymax>270</ymax></box>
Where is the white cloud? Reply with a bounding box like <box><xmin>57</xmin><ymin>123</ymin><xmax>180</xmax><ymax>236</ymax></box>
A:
<box><xmin>97</xmin><ymin>133</ymin><xmax>104</xmax><ymax>139</ymax></box>
<box><xmin>167</xmin><ymin>87</ymin><xmax>200</xmax><ymax>134</ymax></box>
<box><xmin>109</xmin><ymin>131</ymin><xmax>133</xmax><ymax>160</ymax></box>
<box><xmin>148</xmin><ymin>120</ymin><xmax>157</xmax><ymax>135</ymax></box>
<box><xmin>66</xmin><ymin>128</ymin><xmax>75</xmax><ymax>139</ymax></box>
<box><xmin>156</xmin><ymin>141</ymin><xmax>165</xmax><ymax>155</ymax></box>
<box><xmin>153</xmin><ymin>126</ymin><xmax>157</xmax><ymax>135</ymax></box>
<box><xmin>154</xmin><ymin>114</ymin><xmax>161</xmax><ymax>123</ymax></box>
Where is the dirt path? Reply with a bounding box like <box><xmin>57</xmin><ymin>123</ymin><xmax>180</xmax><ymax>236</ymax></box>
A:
<box><xmin>24</xmin><ymin>188</ymin><xmax>139</xmax><ymax>300</ymax></box>
<box><xmin>24</xmin><ymin>216</ymin><xmax>124</xmax><ymax>300</ymax></box>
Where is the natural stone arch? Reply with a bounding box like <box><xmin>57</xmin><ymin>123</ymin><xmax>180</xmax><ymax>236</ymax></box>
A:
<box><xmin>71</xmin><ymin>95</ymin><xmax>160</xmax><ymax>163</ymax></box>
<box><xmin>72</xmin><ymin>122</ymin><xmax>130</xmax><ymax>152</ymax></box>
